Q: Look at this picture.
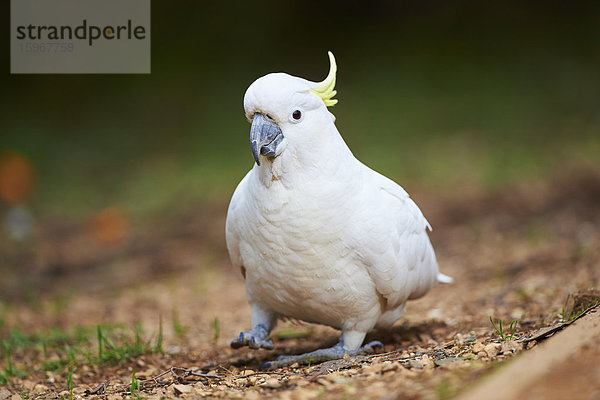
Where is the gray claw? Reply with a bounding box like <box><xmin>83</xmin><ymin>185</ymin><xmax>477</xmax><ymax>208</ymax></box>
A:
<box><xmin>262</xmin><ymin>340</ymin><xmax>384</xmax><ymax>370</ymax></box>
<box><xmin>259</xmin><ymin>361</ymin><xmax>273</xmax><ymax>371</ymax></box>
<box><xmin>230</xmin><ymin>325</ymin><xmax>274</xmax><ymax>350</ymax></box>
<box><xmin>362</xmin><ymin>340</ymin><xmax>384</xmax><ymax>353</ymax></box>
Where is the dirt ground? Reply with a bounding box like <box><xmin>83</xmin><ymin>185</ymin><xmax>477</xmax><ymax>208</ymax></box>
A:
<box><xmin>1</xmin><ymin>168</ymin><xmax>599</xmax><ymax>399</ymax></box>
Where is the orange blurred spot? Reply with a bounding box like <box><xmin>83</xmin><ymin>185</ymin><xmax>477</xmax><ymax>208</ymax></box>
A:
<box><xmin>0</xmin><ymin>152</ymin><xmax>36</xmax><ymax>205</ymax></box>
<box><xmin>89</xmin><ymin>207</ymin><xmax>130</xmax><ymax>245</ymax></box>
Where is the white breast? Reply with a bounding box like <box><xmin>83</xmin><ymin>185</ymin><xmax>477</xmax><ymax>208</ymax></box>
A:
<box><xmin>237</xmin><ymin>172</ymin><xmax>382</xmax><ymax>332</ymax></box>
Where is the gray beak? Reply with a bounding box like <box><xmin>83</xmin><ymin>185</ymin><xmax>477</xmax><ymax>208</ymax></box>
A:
<box><xmin>250</xmin><ymin>113</ymin><xmax>284</xmax><ymax>166</ymax></box>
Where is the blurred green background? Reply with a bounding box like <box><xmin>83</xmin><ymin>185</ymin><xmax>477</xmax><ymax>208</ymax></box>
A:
<box><xmin>2</xmin><ymin>0</ymin><xmax>600</xmax><ymax>220</ymax></box>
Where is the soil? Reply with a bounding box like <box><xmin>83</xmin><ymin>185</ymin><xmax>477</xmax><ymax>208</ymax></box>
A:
<box><xmin>1</xmin><ymin>169</ymin><xmax>599</xmax><ymax>399</ymax></box>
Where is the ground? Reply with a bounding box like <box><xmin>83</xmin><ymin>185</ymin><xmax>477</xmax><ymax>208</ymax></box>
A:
<box><xmin>1</xmin><ymin>169</ymin><xmax>599</xmax><ymax>399</ymax></box>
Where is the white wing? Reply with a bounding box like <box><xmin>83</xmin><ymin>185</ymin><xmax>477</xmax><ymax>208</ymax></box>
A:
<box><xmin>225</xmin><ymin>170</ymin><xmax>252</xmax><ymax>276</ymax></box>
<box><xmin>350</xmin><ymin>165</ymin><xmax>440</xmax><ymax>310</ymax></box>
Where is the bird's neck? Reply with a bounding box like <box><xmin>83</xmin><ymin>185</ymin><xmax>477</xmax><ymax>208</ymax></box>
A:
<box><xmin>255</xmin><ymin>126</ymin><xmax>355</xmax><ymax>189</ymax></box>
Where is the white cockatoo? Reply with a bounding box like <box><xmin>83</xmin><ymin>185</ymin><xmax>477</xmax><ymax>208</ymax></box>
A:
<box><xmin>226</xmin><ymin>52</ymin><xmax>451</xmax><ymax>369</ymax></box>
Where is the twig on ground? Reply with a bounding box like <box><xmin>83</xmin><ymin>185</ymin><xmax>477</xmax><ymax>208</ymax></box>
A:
<box><xmin>239</xmin><ymin>371</ymin><xmax>290</xmax><ymax>377</ymax></box>
<box><xmin>306</xmin><ymin>356</ymin><xmax>369</xmax><ymax>380</ymax></box>
<box><xmin>84</xmin><ymin>380</ymin><xmax>109</xmax><ymax>395</ymax></box>
<box><xmin>107</xmin><ymin>366</ymin><xmax>224</xmax><ymax>394</ymax></box>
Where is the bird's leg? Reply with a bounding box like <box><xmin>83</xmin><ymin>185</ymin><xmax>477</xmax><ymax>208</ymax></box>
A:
<box><xmin>230</xmin><ymin>304</ymin><xmax>275</xmax><ymax>350</ymax></box>
<box><xmin>260</xmin><ymin>330</ymin><xmax>383</xmax><ymax>370</ymax></box>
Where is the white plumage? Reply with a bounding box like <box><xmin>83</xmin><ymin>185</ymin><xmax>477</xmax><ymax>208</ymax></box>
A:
<box><xmin>226</xmin><ymin>53</ymin><xmax>450</xmax><ymax>364</ymax></box>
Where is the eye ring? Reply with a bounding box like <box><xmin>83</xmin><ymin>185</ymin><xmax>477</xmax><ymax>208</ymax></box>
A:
<box><xmin>290</xmin><ymin>108</ymin><xmax>304</xmax><ymax>123</ymax></box>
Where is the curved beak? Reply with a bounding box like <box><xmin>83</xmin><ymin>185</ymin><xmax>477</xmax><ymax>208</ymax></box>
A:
<box><xmin>250</xmin><ymin>113</ymin><xmax>283</xmax><ymax>166</ymax></box>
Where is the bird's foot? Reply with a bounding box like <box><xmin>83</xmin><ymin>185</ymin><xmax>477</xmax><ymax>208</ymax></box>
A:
<box><xmin>260</xmin><ymin>340</ymin><xmax>383</xmax><ymax>370</ymax></box>
<box><xmin>230</xmin><ymin>324</ymin><xmax>274</xmax><ymax>350</ymax></box>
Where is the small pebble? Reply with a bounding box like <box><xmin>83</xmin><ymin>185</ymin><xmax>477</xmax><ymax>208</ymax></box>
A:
<box><xmin>484</xmin><ymin>343</ymin><xmax>501</xmax><ymax>358</ymax></box>
<box><xmin>173</xmin><ymin>384</ymin><xmax>192</xmax><ymax>395</ymax></box>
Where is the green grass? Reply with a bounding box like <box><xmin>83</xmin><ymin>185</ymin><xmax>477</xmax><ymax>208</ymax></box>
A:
<box><xmin>20</xmin><ymin>389</ymin><xmax>30</xmax><ymax>400</ymax></box>
<box><xmin>1</xmin><ymin>343</ymin><xmax>28</xmax><ymax>384</ymax></box>
<box><xmin>489</xmin><ymin>316</ymin><xmax>518</xmax><ymax>341</ymax></box>
<box><xmin>0</xmin><ymin>326</ymin><xmax>90</xmax><ymax>383</ymax></box>
<box><xmin>130</xmin><ymin>368</ymin><xmax>143</xmax><ymax>400</ymax></box>
<box><xmin>212</xmin><ymin>317</ymin><xmax>220</xmax><ymax>345</ymax></box>
<box><xmin>0</xmin><ymin>323</ymin><xmax>164</xmax><ymax>384</ymax></box>
<box><xmin>93</xmin><ymin>324</ymin><xmax>157</xmax><ymax>364</ymax></box>
<box><xmin>61</xmin><ymin>368</ymin><xmax>74</xmax><ymax>400</ymax></box>
<box><xmin>154</xmin><ymin>320</ymin><xmax>164</xmax><ymax>354</ymax></box>
<box><xmin>172</xmin><ymin>309</ymin><xmax>188</xmax><ymax>339</ymax></box>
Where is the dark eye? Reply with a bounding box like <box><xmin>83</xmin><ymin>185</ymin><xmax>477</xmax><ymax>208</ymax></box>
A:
<box><xmin>292</xmin><ymin>110</ymin><xmax>302</xmax><ymax>120</ymax></box>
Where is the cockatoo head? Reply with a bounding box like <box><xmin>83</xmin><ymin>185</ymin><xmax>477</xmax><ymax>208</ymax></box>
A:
<box><xmin>243</xmin><ymin>52</ymin><xmax>339</xmax><ymax>166</ymax></box>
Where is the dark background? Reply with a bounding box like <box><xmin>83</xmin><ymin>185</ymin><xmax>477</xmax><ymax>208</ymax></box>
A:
<box><xmin>2</xmin><ymin>0</ymin><xmax>599</xmax><ymax>219</ymax></box>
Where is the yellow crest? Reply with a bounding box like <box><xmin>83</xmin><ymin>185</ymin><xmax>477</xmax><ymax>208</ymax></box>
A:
<box><xmin>310</xmin><ymin>51</ymin><xmax>338</xmax><ymax>107</ymax></box>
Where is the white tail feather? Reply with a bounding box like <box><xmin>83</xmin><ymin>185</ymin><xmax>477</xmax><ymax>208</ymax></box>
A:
<box><xmin>437</xmin><ymin>273</ymin><xmax>453</xmax><ymax>284</ymax></box>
